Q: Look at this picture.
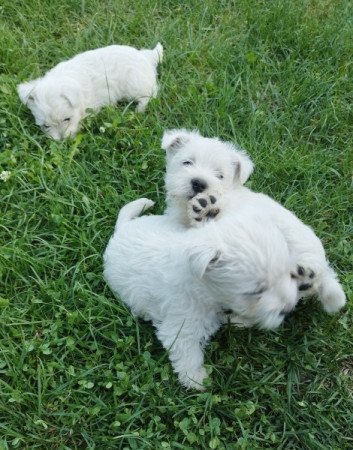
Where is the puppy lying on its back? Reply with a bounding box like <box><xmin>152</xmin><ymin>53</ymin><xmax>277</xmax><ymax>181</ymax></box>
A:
<box><xmin>105</xmin><ymin>198</ymin><xmax>304</xmax><ymax>390</ymax></box>
<box><xmin>17</xmin><ymin>43</ymin><xmax>163</xmax><ymax>139</ymax></box>
<box><xmin>162</xmin><ymin>129</ymin><xmax>346</xmax><ymax>315</ymax></box>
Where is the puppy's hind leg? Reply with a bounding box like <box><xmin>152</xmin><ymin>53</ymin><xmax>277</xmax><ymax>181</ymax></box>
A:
<box><xmin>136</xmin><ymin>75</ymin><xmax>159</xmax><ymax>112</ymax></box>
<box><xmin>136</xmin><ymin>97</ymin><xmax>150</xmax><ymax>113</ymax></box>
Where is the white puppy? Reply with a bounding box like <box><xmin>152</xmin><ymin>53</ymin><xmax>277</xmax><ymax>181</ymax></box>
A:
<box><xmin>104</xmin><ymin>198</ymin><xmax>299</xmax><ymax>390</ymax></box>
<box><xmin>162</xmin><ymin>129</ymin><xmax>346</xmax><ymax>315</ymax></box>
<box><xmin>162</xmin><ymin>129</ymin><xmax>254</xmax><ymax>227</ymax></box>
<box><xmin>17</xmin><ymin>43</ymin><xmax>163</xmax><ymax>139</ymax></box>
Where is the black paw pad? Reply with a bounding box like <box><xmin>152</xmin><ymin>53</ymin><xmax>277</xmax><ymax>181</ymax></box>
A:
<box><xmin>198</xmin><ymin>198</ymin><xmax>207</xmax><ymax>208</ymax></box>
<box><xmin>206</xmin><ymin>209</ymin><xmax>219</xmax><ymax>218</ymax></box>
<box><xmin>297</xmin><ymin>266</ymin><xmax>305</xmax><ymax>276</ymax></box>
<box><xmin>193</xmin><ymin>206</ymin><xmax>201</xmax><ymax>213</ymax></box>
<box><xmin>299</xmin><ymin>283</ymin><xmax>312</xmax><ymax>291</ymax></box>
<box><xmin>210</xmin><ymin>195</ymin><xmax>216</xmax><ymax>204</ymax></box>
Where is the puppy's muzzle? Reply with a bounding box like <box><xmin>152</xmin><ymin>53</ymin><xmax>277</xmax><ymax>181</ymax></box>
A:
<box><xmin>191</xmin><ymin>178</ymin><xmax>207</xmax><ymax>194</ymax></box>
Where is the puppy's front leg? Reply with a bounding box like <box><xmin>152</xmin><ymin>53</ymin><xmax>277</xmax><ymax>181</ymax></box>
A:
<box><xmin>156</xmin><ymin>318</ymin><xmax>211</xmax><ymax>390</ymax></box>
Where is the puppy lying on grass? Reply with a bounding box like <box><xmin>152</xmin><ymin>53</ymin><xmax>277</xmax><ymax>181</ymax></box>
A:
<box><xmin>17</xmin><ymin>43</ymin><xmax>163</xmax><ymax>140</ymax></box>
<box><xmin>162</xmin><ymin>129</ymin><xmax>346</xmax><ymax>315</ymax></box>
<box><xmin>104</xmin><ymin>198</ymin><xmax>300</xmax><ymax>390</ymax></box>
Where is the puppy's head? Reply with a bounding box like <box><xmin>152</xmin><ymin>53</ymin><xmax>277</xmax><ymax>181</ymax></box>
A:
<box><xmin>18</xmin><ymin>76</ymin><xmax>84</xmax><ymax>140</ymax></box>
<box><xmin>162</xmin><ymin>129</ymin><xmax>254</xmax><ymax>206</ymax></box>
<box><xmin>189</xmin><ymin>218</ymin><xmax>298</xmax><ymax>330</ymax></box>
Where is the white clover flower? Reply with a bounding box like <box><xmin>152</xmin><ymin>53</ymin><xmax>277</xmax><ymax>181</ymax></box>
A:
<box><xmin>0</xmin><ymin>171</ymin><xmax>11</xmax><ymax>182</ymax></box>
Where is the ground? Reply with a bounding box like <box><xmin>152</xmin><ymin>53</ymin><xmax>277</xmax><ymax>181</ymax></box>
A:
<box><xmin>0</xmin><ymin>0</ymin><xmax>352</xmax><ymax>448</ymax></box>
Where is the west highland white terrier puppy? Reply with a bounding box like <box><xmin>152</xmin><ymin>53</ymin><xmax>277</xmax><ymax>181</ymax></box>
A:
<box><xmin>17</xmin><ymin>43</ymin><xmax>163</xmax><ymax>139</ymax></box>
<box><xmin>104</xmin><ymin>198</ymin><xmax>300</xmax><ymax>390</ymax></box>
<box><xmin>162</xmin><ymin>129</ymin><xmax>346</xmax><ymax>315</ymax></box>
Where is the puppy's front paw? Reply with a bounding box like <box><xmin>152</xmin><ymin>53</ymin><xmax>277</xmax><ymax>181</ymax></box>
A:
<box><xmin>188</xmin><ymin>193</ymin><xmax>221</xmax><ymax>227</ymax></box>
<box><xmin>291</xmin><ymin>264</ymin><xmax>317</xmax><ymax>296</ymax></box>
<box><xmin>179</xmin><ymin>366</ymin><xmax>208</xmax><ymax>391</ymax></box>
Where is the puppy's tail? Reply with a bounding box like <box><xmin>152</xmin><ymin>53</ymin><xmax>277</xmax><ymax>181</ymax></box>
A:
<box><xmin>115</xmin><ymin>198</ymin><xmax>155</xmax><ymax>232</ymax></box>
<box><xmin>141</xmin><ymin>42</ymin><xmax>163</xmax><ymax>66</ymax></box>
<box><xmin>318</xmin><ymin>267</ymin><xmax>346</xmax><ymax>314</ymax></box>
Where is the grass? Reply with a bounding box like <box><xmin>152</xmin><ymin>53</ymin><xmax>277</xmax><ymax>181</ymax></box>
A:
<box><xmin>0</xmin><ymin>0</ymin><xmax>352</xmax><ymax>448</ymax></box>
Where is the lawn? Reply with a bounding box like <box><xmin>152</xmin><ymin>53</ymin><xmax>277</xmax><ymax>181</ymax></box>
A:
<box><xmin>0</xmin><ymin>0</ymin><xmax>352</xmax><ymax>448</ymax></box>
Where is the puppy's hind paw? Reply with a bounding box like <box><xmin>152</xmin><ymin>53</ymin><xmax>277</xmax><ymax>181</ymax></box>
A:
<box><xmin>188</xmin><ymin>192</ymin><xmax>220</xmax><ymax>227</ymax></box>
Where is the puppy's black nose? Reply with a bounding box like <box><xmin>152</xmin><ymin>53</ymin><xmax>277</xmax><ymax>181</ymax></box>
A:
<box><xmin>191</xmin><ymin>178</ymin><xmax>207</xmax><ymax>193</ymax></box>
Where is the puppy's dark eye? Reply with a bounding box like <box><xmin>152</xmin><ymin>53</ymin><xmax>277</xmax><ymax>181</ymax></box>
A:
<box><xmin>182</xmin><ymin>160</ymin><xmax>193</xmax><ymax>166</ymax></box>
<box><xmin>217</xmin><ymin>173</ymin><xmax>224</xmax><ymax>180</ymax></box>
<box><xmin>63</xmin><ymin>118</ymin><xmax>71</xmax><ymax>122</ymax></box>
<box><xmin>42</xmin><ymin>124</ymin><xmax>50</xmax><ymax>129</ymax></box>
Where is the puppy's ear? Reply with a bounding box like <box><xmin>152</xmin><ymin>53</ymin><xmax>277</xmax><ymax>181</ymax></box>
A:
<box><xmin>232</xmin><ymin>148</ymin><xmax>254</xmax><ymax>185</ymax></box>
<box><xmin>161</xmin><ymin>129</ymin><xmax>196</xmax><ymax>156</ymax></box>
<box><xmin>17</xmin><ymin>80</ymin><xmax>37</xmax><ymax>104</ymax></box>
<box><xmin>189</xmin><ymin>246</ymin><xmax>222</xmax><ymax>279</ymax></box>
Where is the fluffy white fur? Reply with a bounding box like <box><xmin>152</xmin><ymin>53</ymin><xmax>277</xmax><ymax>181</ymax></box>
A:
<box><xmin>104</xmin><ymin>198</ymin><xmax>299</xmax><ymax>390</ymax></box>
<box><xmin>162</xmin><ymin>129</ymin><xmax>346</xmax><ymax>315</ymax></box>
<box><xmin>17</xmin><ymin>43</ymin><xmax>163</xmax><ymax>139</ymax></box>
